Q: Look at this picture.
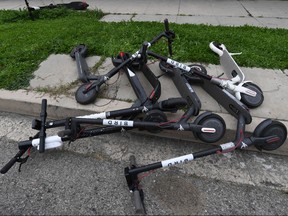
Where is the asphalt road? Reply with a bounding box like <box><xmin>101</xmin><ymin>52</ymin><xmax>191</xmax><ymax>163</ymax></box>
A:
<box><xmin>1</xmin><ymin>111</ymin><xmax>288</xmax><ymax>215</ymax></box>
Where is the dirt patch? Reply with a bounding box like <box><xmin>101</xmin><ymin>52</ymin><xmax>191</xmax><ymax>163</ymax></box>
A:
<box><xmin>146</xmin><ymin>169</ymin><xmax>204</xmax><ymax>215</ymax></box>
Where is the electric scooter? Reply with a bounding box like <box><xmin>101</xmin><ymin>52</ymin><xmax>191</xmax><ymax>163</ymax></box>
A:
<box><xmin>70</xmin><ymin>44</ymin><xmax>161</xmax><ymax>107</ymax></box>
<box><xmin>0</xmin><ymin>93</ymin><xmax>225</xmax><ymax>174</ymax></box>
<box><xmin>24</xmin><ymin>0</ymin><xmax>89</xmax><ymax>20</ymax></box>
<box><xmin>157</xmin><ymin>22</ymin><xmax>263</xmax><ymax>109</ymax></box>
<box><xmin>70</xmin><ymin>19</ymin><xmax>176</xmax><ymax>105</ymax></box>
<box><xmin>207</xmin><ymin>41</ymin><xmax>263</xmax><ymax>108</ymax></box>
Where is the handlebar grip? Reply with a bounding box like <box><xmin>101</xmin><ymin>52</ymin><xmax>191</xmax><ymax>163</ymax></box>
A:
<box><xmin>0</xmin><ymin>147</ymin><xmax>29</xmax><ymax>174</ymax></box>
<box><xmin>164</xmin><ymin>18</ymin><xmax>169</xmax><ymax>32</ymax></box>
<box><xmin>0</xmin><ymin>157</ymin><xmax>18</xmax><ymax>174</ymax></box>
<box><xmin>212</xmin><ymin>41</ymin><xmax>223</xmax><ymax>50</ymax></box>
<box><xmin>161</xmin><ymin>98</ymin><xmax>187</xmax><ymax>109</ymax></box>
<box><xmin>18</xmin><ymin>140</ymin><xmax>33</xmax><ymax>150</ymax></box>
<box><xmin>164</xmin><ymin>19</ymin><xmax>174</xmax><ymax>56</ymax></box>
<box><xmin>140</xmin><ymin>41</ymin><xmax>149</xmax><ymax>57</ymax></box>
<box><xmin>209</xmin><ymin>41</ymin><xmax>224</xmax><ymax>56</ymax></box>
<box><xmin>39</xmin><ymin>99</ymin><xmax>47</xmax><ymax>153</ymax></box>
<box><xmin>57</xmin><ymin>129</ymin><xmax>72</xmax><ymax>138</ymax></box>
<box><xmin>133</xmin><ymin>189</ymin><xmax>146</xmax><ymax>215</ymax></box>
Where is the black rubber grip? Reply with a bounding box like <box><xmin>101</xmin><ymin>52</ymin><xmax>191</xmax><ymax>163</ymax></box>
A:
<box><xmin>18</xmin><ymin>140</ymin><xmax>33</xmax><ymax>150</ymax></box>
<box><xmin>140</xmin><ymin>41</ymin><xmax>149</xmax><ymax>56</ymax></box>
<box><xmin>39</xmin><ymin>99</ymin><xmax>47</xmax><ymax>153</ymax></box>
<box><xmin>161</xmin><ymin>98</ymin><xmax>187</xmax><ymax>109</ymax></box>
<box><xmin>133</xmin><ymin>190</ymin><xmax>145</xmax><ymax>214</ymax></box>
<box><xmin>0</xmin><ymin>157</ymin><xmax>18</xmax><ymax>174</ymax></box>
<box><xmin>57</xmin><ymin>129</ymin><xmax>72</xmax><ymax>138</ymax></box>
<box><xmin>1</xmin><ymin>147</ymin><xmax>30</xmax><ymax>174</ymax></box>
<box><xmin>164</xmin><ymin>18</ymin><xmax>169</xmax><ymax>32</ymax></box>
<box><xmin>212</xmin><ymin>41</ymin><xmax>223</xmax><ymax>50</ymax></box>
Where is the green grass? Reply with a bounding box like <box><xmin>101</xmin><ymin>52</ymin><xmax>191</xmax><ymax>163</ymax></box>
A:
<box><xmin>0</xmin><ymin>8</ymin><xmax>288</xmax><ymax>90</ymax></box>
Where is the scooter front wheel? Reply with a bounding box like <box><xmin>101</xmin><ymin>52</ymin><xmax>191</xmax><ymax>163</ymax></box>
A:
<box><xmin>75</xmin><ymin>83</ymin><xmax>98</xmax><ymax>105</ymax></box>
<box><xmin>253</xmin><ymin>119</ymin><xmax>287</xmax><ymax>151</ymax></box>
<box><xmin>144</xmin><ymin>110</ymin><xmax>167</xmax><ymax>134</ymax></box>
<box><xmin>70</xmin><ymin>44</ymin><xmax>88</xmax><ymax>59</ymax></box>
<box><xmin>193</xmin><ymin>112</ymin><xmax>226</xmax><ymax>143</ymax></box>
<box><xmin>159</xmin><ymin>60</ymin><xmax>174</xmax><ymax>74</ymax></box>
<box><xmin>240</xmin><ymin>82</ymin><xmax>264</xmax><ymax>108</ymax></box>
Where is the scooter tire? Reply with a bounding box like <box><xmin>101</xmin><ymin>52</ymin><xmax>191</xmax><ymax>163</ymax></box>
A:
<box><xmin>143</xmin><ymin>110</ymin><xmax>167</xmax><ymax>134</ymax></box>
<box><xmin>253</xmin><ymin>119</ymin><xmax>287</xmax><ymax>151</ymax></box>
<box><xmin>70</xmin><ymin>44</ymin><xmax>88</xmax><ymax>59</ymax></box>
<box><xmin>193</xmin><ymin>112</ymin><xmax>226</xmax><ymax>143</ymax></box>
<box><xmin>240</xmin><ymin>82</ymin><xmax>264</xmax><ymax>108</ymax></box>
<box><xmin>75</xmin><ymin>83</ymin><xmax>98</xmax><ymax>105</ymax></box>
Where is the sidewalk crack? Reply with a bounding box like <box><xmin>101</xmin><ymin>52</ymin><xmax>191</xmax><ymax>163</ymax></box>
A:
<box><xmin>238</xmin><ymin>1</ymin><xmax>253</xmax><ymax>17</ymax></box>
<box><xmin>177</xmin><ymin>0</ymin><xmax>181</xmax><ymax>16</ymax></box>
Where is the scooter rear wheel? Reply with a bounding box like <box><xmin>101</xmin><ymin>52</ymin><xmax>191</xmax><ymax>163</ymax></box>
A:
<box><xmin>159</xmin><ymin>60</ymin><xmax>174</xmax><ymax>74</ymax></box>
<box><xmin>193</xmin><ymin>112</ymin><xmax>226</xmax><ymax>143</ymax></box>
<box><xmin>240</xmin><ymin>82</ymin><xmax>264</xmax><ymax>108</ymax></box>
<box><xmin>75</xmin><ymin>83</ymin><xmax>98</xmax><ymax>105</ymax></box>
<box><xmin>253</xmin><ymin>119</ymin><xmax>287</xmax><ymax>151</ymax></box>
<box><xmin>143</xmin><ymin>110</ymin><xmax>167</xmax><ymax>134</ymax></box>
<box><xmin>70</xmin><ymin>44</ymin><xmax>88</xmax><ymax>59</ymax></box>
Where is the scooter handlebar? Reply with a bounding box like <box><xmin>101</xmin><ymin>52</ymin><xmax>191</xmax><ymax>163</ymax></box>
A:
<box><xmin>209</xmin><ymin>41</ymin><xmax>225</xmax><ymax>56</ymax></box>
<box><xmin>39</xmin><ymin>99</ymin><xmax>47</xmax><ymax>153</ymax></box>
<box><xmin>0</xmin><ymin>157</ymin><xmax>18</xmax><ymax>174</ymax></box>
<box><xmin>0</xmin><ymin>145</ymin><xmax>30</xmax><ymax>174</ymax></box>
<box><xmin>164</xmin><ymin>18</ymin><xmax>175</xmax><ymax>56</ymax></box>
<box><xmin>133</xmin><ymin>189</ymin><xmax>146</xmax><ymax>214</ymax></box>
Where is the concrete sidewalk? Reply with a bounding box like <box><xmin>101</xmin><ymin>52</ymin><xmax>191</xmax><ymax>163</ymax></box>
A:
<box><xmin>1</xmin><ymin>0</ymin><xmax>288</xmax><ymax>28</ymax></box>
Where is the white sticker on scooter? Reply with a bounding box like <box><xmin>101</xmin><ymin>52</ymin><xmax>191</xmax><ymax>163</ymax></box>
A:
<box><xmin>103</xmin><ymin>119</ymin><xmax>133</xmax><ymax>127</ymax></box>
<box><xmin>161</xmin><ymin>154</ymin><xmax>194</xmax><ymax>167</ymax></box>
<box><xmin>220</xmin><ymin>142</ymin><xmax>235</xmax><ymax>150</ymax></box>
<box><xmin>127</xmin><ymin>68</ymin><xmax>135</xmax><ymax>77</ymax></box>
<box><xmin>185</xmin><ymin>83</ymin><xmax>194</xmax><ymax>93</ymax></box>
<box><xmin>77</xmin><ymin>112</ymin><xmax>107</xmax><ymax>119</ymax></box>
<box><xmin>166</xmin><ymin>59</ymin><xmax>190</xmax><ymax>72</ymax></box>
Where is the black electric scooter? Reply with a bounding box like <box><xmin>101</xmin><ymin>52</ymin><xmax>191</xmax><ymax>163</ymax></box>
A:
<box><xmin>70</xmin><ymin>19</ymin><xmax>176</xmax><ymax>105</ymax></box>
<box><xmin>0</xmin><ymin>92</ymin><xmax>225</xmax><ymax>175</ymax></box>
<box><xmin>24</xmin><ymin>0</ymin><xmax>89</xmax><ymax>20</ymax></box>
<box><xmin>70</xmin><ymin>44</ymin><xmax>161</xmax><ymax>107</ymax></box>
<box><xmin>125</xmin><ymin>114</ymin><xmax>287</xmax><ymax>214</ymax></box>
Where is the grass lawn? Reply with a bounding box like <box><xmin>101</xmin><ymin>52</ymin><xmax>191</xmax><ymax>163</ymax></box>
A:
<box><xmin>0</xmin><ymin>8</ymin><xmax>288</xmax><ymax>90</ymax></box>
